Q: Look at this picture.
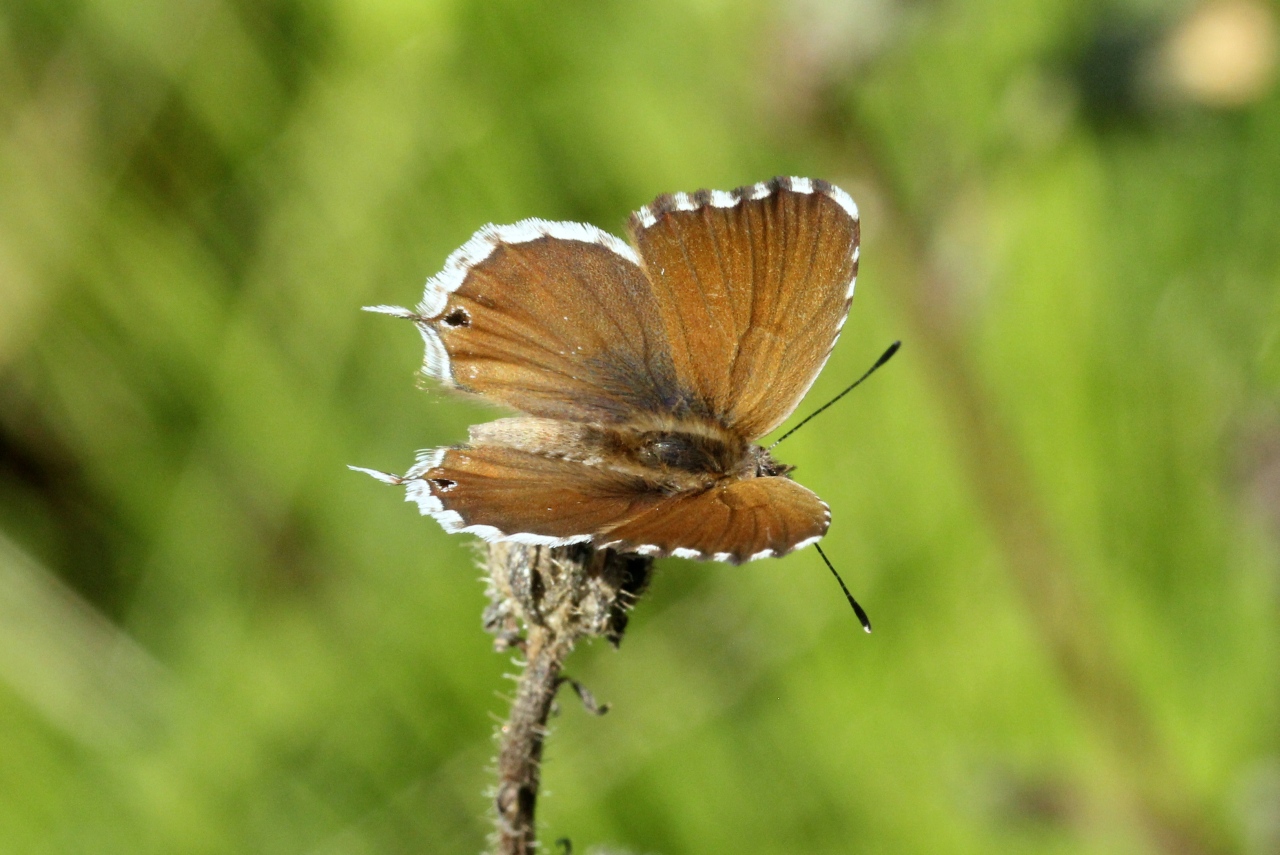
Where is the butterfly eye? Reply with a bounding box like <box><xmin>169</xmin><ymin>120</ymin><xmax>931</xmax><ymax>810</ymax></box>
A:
<box><xmin>441</xmin><ymin>307</ymin><xmax>471</xmax><ymax>328</ymax></box>
<box><xmin>429</xmin><ymin>477</ymin><xmax>457</xmax><ymax>492</ymax></box>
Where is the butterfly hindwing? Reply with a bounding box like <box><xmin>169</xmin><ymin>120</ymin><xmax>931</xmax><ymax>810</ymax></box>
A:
<box><xmin>401</xmin><ymin>441</ymin><xmax>829</xmax><ymax>563</ymax></box>
<box><xmin>599</xmin><ymin>475</ymin><xmax>831</xmax><ymax>564</ymax></box>
<box><xmin>402</xmin><ymin>443</ymin><xmax>661</xmax><ymax>546</ymax></box>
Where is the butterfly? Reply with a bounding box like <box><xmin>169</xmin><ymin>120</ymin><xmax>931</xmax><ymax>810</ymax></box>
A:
<box><xmin>355</xmin><ymin>176</ymin><xmax>861</xmax><ymax>565</ymax></box>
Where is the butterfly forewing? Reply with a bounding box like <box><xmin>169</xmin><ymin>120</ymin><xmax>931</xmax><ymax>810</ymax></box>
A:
<box><xmin>383</xmin><ymin>221</ymin><xmax>693</xmax><ymax>424</ymax></box>
<box><xmin>628</xmin><ymin>178</ymin><xmax>859</xmax><ymax>440</ymax></box>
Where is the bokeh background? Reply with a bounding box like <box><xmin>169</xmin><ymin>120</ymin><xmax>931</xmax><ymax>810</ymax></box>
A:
<box><xmin>3</xmin><ymin>0</ymin><xmax>1279</xmax><ymax>852</ymax></box>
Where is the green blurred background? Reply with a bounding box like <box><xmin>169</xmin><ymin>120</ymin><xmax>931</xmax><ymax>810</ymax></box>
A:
<box><xmin>2</xmin><ymin>0</ymin><xmax>1279</xmax><ymax>852</ymax></box>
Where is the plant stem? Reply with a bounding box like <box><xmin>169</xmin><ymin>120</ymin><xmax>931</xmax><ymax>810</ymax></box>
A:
<box><xmin>492</xmin><ymin>621</ymin><xmax>572</xmax><ymax>854</ymax></box>
<box><xmin>483</xmin><ymin>543</ymin><xmax>653</xmax><ymax>855</ymax></box>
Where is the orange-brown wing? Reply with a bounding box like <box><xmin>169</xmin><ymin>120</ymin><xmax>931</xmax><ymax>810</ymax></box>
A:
<box><xmin>367</xmin><ymin>220</ymin><xmax>701</xmax><ymax>424</ymax></box>
<box><xmin>628</xmin><ymin>177</ymin><xmax>859</xmax><ymax>440</ymax></box>
<box><xmin>598</xmin><ymin>477</ymin><xmax>830</xmax><ymax>564</ymax></box>
<box><xmin>352</xmin><ymin>447</ymin><xmax>829</xmax><ymax>563</ymax></box>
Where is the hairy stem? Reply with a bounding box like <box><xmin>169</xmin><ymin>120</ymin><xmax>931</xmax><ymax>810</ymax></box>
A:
<box><xmin>483</xmin><ymin>543</ymin><xmax>653</xmax><ymax>855</ymax></box>
<box><xmin>492</xmin><ymin>623</ymin><xmax>573</xmax><ymax>854</ymax></box>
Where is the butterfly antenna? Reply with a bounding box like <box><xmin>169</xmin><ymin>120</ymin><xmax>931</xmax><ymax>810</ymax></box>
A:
<box><xmin>815</xmin><ymin>542</ymin><xmax>872</xmax><ymax>633</ymax></box>
<box><xmin>770</xmin><ymin>341</ymin><xmax>901</xmax><ymax>449</ymax></box>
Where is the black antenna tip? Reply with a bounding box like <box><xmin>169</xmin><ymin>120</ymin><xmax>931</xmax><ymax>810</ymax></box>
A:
<box><xmin>853</xmin><ymin>602</ymin><xmax>873</xmax><ymax>633</ymax></box>
<box><xmin>878</xmin><ymin>340</ymin><xmax>902</xmax><ymax>366</ymax></box>
<box><xmin>769</xmin><ymin>339</ymin><xmax>903</xmax><ymax>449</ymax></box>
<box><xmin>814</xmin><ymin>543</ymin><xmax>873</xmax><ymax>636</ymax></box>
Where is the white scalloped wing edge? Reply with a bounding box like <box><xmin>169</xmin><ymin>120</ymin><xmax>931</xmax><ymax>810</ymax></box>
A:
<box><xmin>414</xmin><ymin>219</ymin><xmax>641</xmax><ymax>318</ymax></box>
<box><xmin>634</xmin><ymin>175</ymin><xmax>858</xmax><ymax>237</ymax></box>
<box><xmin>596</xmin><ymin>495</ymin><xmax>830</xmax><ymax>564</ymax></box>
<box><xmin>633</xmin><ymin>176</ymin><xmax>858</xmax><ymax>300</ymax></box>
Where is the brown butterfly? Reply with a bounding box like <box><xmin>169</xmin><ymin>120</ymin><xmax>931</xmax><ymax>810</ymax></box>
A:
<box><xmin>355</xmin><ymin>176</ymin><xmax>861</xmax><ymax>565</ymax></box>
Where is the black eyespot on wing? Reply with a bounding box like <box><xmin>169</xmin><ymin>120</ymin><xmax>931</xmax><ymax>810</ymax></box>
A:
<box><xmin>442</xmin><ymin>307</ymin><xmax>471</xmax><ymax>328</ymax></box>
<box><xmin>430</xmin><ymin>477</ymin><xmax>457</xmax><ymax>491</ymax></box>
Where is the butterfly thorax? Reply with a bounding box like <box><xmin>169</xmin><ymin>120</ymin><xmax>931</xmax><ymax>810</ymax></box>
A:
<box><xmin>466</xmin><ymin>416</ymin><xmax>791</xmax><ymax>493</ymax></box>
